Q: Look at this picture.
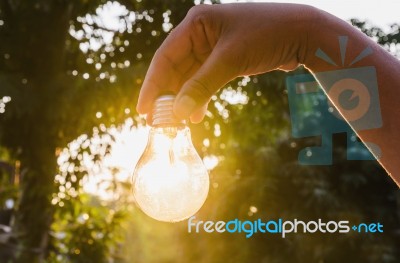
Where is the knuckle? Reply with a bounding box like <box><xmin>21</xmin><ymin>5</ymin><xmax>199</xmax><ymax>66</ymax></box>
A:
<box><xmin>187</xmin><ymin>5</ymin><xmax>211</xmax><ymax>25</ymax></box>
<box><xmin>188</xmin><ymin>5</ymin><xmax>209</xmax><ymax>16</ymax></box>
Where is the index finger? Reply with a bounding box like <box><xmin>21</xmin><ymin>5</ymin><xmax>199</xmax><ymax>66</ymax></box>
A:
<box><xmin>136</xmin><ymin>22</ymin><xmax>194</xmax><ymax>115</ymax></box>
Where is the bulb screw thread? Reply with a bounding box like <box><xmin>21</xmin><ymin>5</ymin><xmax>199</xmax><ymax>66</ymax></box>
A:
<box><xmin>152</xmin><ymin>95</ymin><xmax>186</xmax><ymax>126</ymax></box>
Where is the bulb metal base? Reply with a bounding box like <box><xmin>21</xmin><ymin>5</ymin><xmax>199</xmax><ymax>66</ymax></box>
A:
<box><xmin>152</xmin><ymin>95</ymin><xmax>186</xmax><ymax>126</ymax></box>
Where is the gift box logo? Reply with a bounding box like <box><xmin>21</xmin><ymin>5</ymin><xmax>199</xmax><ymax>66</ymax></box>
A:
<box><xmin>286</xmin><ymin>36</ymin><xmax>382</xmax><ymax>165</ymax></box>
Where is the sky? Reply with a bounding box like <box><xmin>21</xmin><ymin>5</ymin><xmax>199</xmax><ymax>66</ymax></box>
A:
<box><xmin>223</xmin><ymin>0</ymin><xmax>400</xmax><ymax>30</ymax></box>
<box><xmin>85</xmin><ymin>1</ymin><xmax>399</xmax><ymax>53</ymax></box>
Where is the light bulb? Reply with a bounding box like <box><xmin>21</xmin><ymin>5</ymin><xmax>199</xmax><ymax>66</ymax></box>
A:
<box><xmin>132</xmin><ymin>95</ymin><xmax>209</xmax><ymax>222</ymax></box>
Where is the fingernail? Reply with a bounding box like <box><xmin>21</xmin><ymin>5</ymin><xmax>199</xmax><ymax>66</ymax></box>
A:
<box><xmin>174</xmin><ymin>95</ymin><xmax>196</xmax><ymax>119</ymax></box>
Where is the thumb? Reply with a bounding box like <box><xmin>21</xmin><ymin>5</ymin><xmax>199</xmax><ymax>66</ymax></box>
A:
<box><xmin>173</xmin><ymin>47</ymin><xmax>236</xmax><ymax>119</ymax></box>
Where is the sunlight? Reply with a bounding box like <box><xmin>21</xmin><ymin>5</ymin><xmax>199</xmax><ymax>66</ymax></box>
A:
<box><xmin>203</xmin><ymin>155</ymin><xmax>219</xmax><ymax>170</ymax></box>
<box><xmin>136</xmin><ymin>160</ymin><xmax>191</xmax><ymax>196</ymax></box>
<box><xmin>82</xmin><ymin>119</ymin><xmax>149</xmax><ymax>200</ymax></box>
<box><xmin>56</xmin><ymin>118</ymin><xmax>149</xmax><ymax>202</ymax></box>
<box><xmin>69</xmin><ymin>1</ymin><xmax>135</xmax><ymax>52</ymax></box>
<box><xmin>0</xmin><ymin>96</ymin><xmax>11</xmax><ymax>114</ymax></box>
<box><xmin>57</xmin><ymin>117</ymin><xmax>219</xmax><ymax>202</ymax></box>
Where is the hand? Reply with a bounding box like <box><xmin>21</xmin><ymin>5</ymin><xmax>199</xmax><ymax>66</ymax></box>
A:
<box><xmin>136</xmin><ymin>3</ymin><xmax>317</xmax><ymax>123</ymax></box>
<box><xmin>136</xmin><ymin>3</ymin><xmax>400</xmax><ymax>185</ymax></box>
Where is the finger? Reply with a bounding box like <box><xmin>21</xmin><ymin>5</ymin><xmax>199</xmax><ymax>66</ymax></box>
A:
<box><xmin>136</xmin><ymin>23</ymin><xmax>195</xmax><ymax>115</ymax></box>
<box><xmin>136</xmin><ymin>55</ymin><xmax>194</xmax><ymax>114</ymax></box>
<box><xmin>137</xmin><ymin>6</ymin><xmax>216</xmax><ymax>115</ymax></box>
<box><xmin>190</xmin><ymin>103</ymin><xmax>208</xmax><ymax>123</ymax></box>
<box><xmin>173</xmin><ymin>44</ymin><xmax>237</xmax><ymax>119</ymax></box>
<box><xmin>145</xmin><ymin>112</ymin><xmax>153</xmax><ymax>125</ymax></box>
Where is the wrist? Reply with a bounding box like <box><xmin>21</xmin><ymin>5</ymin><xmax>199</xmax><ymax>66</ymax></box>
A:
<box><xmin>301</xmin><ymin>7</ymin><xmax>366</xmax><ymax>73</ymax></box>
<box><xmin>297</xmin><ymin>6</ymin><xmax>329</xmax><ymax>69</ymax></box>
<box><xmin>286</xmin><ymin>4</ymin><xmax>326</xmax><ymax>70</ymax></box>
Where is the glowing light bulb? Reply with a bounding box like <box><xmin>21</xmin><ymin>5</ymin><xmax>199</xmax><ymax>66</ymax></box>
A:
<box><xmin>132</xmin><ymin>95</ymin><xmax>209</xmax><ymax>222</ymax></box>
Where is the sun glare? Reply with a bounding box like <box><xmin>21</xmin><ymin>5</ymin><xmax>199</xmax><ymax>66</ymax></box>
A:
<box><xmin>57</xmin><ymin>118</ymin><xmax>149</xmax><ymax>201</ymax></box>
<box><xmin>57</xmin><ymin>117</ymin><xmax>220</xmax><ymax>203</ymax></box>
<box><xmin>83</xmin><ymin>119</ymin><xmax>149</xmax><ymax>200</ymax></box>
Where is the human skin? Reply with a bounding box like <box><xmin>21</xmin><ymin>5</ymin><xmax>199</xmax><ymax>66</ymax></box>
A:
<box><xmin>136</xmin><ymin>3</ymin><xmax>400</xmax><ymax>186</ymax></box>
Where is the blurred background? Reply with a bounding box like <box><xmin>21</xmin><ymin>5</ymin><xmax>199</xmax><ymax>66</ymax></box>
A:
<box><xmin>0</xmin><ymin>0</ymin><xmax>399</xmax><ymax>262</ymax></box>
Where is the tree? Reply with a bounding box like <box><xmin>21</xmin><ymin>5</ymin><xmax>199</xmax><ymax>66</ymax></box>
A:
<box><xmin>0</xmin><ymin>0</ymin><xmax>197</xmax><ymax>261</ymax></box>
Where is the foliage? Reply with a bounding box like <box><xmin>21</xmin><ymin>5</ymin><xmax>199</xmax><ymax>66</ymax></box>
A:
<box><xmin>48</xmin><ymin>194</ymin><xmax>128</xmax><ymax>263</ymax></box>
<box><xmin>351</xmin><ymin>19</ymin><xmax>400</xmax><ymax>57</ymax></box>
<box><xmin>0</xmin><ymin>0</ymin><xmax>196</xmax><ymax>261</ymax></box>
